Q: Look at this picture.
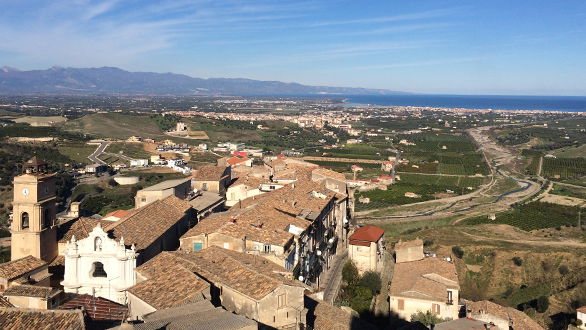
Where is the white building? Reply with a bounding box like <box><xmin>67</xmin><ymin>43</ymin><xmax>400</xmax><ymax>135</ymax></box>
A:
<box><xmin>130</xmin><ymin>159</ymin><xmax>149</xmax><ymax>167</ymax></box>
<box><xmin>62</xmin><ymin>223</ymin><xmax>137</xmax><ymax>304</ymax></box>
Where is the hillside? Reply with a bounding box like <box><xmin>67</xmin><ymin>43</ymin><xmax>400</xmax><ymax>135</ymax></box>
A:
<box><xmin>61</xmin><ymin>113</ymin><xmax>164</xmax><ymax>139</ymax></box>
<box><xmin>0</xmin><ymin>66</ymin><xmax>407</xmax><ymax>96</ymax></box>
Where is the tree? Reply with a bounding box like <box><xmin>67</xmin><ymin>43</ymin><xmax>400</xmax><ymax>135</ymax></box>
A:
<box><xmin>349</xmin><ymin>286</ymin><xmax>373</xmax><ymax>314</ymax></box>
<box><xmin>359</xmin><ymin>271</ymin><xmax>382</xmax><ymax>294</ymax></box>
<box><xmin>512</xmin><ymin>256</ymin><xmax>523</xmax><ymax>266</ymax></box>
<box><xmin>452</xmin><ymin>246</ymin><xmax>464</xmax><ymax>259</ymax></box>
<box><xmin>536</xmin><ymin>296</ymin><xmax>549</xmax><ymax>313</ymax></box>
<box><xmin>342</xmin><ymin>261</ymin><xmax>359</xmax><ymax>285</ymax></box>
<box><xmin>559</xmin><ymin>265</ymin><xmax>570</xmax><ymax>275</ymax></box>
<box><xmin>410</xmin><ymin>310</ymin><xmax>443</xmax><ymax>327</ymax></box>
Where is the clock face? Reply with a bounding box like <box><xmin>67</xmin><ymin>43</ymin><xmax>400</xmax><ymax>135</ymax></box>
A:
<box><xmin>22</xmin><ymin>188</ymin><xmax>29</xmax><ymax>196</ymax></box>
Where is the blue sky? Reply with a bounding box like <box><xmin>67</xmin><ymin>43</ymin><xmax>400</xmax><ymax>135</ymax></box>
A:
<box><xmin>1</xmin><ymin>0</ymin><xmax>585</xmax><ymax>95</ymax></box>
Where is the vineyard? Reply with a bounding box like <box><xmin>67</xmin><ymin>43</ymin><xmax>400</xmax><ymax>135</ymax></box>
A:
<box><xmin>460</xmin><ymin>202</ymin><xmax>584</xmax><ymax>231</ymax></box>
<box><xmin>355</xmin><ymin>173</ymin><xmax>486</xmax><ymax>211</ymax></box>
<box><xmin>395</xmin><ymin>133</ymin><xmax>489</xmax><ymax>176</ymax></box>
<box><xmin>541</xmin><ymin>157</ymin><xmax>586</xmax><ymax>179</ymax></box>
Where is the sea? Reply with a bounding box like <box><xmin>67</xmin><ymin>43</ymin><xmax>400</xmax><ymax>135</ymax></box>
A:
<box><xmin>282</xmin><ymin>94</ymin><xmax>586</xmax><ymax>113</ymax></box>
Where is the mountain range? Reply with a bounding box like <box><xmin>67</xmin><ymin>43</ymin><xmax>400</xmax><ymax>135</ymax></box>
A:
<box><xmin>0</xmin><ymin>66</ymin><xmax>406</xmax><ymax>96</ymax></box>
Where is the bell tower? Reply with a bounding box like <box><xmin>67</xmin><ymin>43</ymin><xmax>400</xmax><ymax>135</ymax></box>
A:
<box><xmin>11</xmin><ymin>157</ymin><xmax>58</xmax><ymax>262</ymax></box>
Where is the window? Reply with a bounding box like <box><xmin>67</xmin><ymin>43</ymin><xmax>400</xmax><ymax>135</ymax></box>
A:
<box><xmin>141</xmin><ymin>197</ymin><xmax>147</xmax><ymax>203</ymax></box>
<box><xmin>202</xmin><ymin>183</ymin><xmax>208</xmax><ymax>191</ymax></box>
<box><xmin>264</xmin><ymin>244</ymin><xmax>271</xmax><ymax>253</ymax></box>
<box><xmin>432</xmin><ymin>303</ymin><xmax>440</xmax><ymax>315</ymax></box>
<box><xmin>94</xmin><ymin>237</ymin><xmax>103</xmax><ymax>251</ymax></box>
<box><xmin>398</xmin><ymin>299</ymin><xmax>404</xmax><ymax>311</ymax></box>
<box><xmin>447</xmin><ymin>291</ymin><xmax>453</xmax><ymax>304</ymax></box>
<box><xmin>193</xmin><ymin>242</ymin><xmax>203</xmax><ymax>251</ymax></box>
<box><xmin>91</xmin><ymin>262</ymin><xmax>107</xmax><ymax>278</ymax></box>
<box><xmin>278</xmin><ymin>294</ymin><xmax>286</xmax><ymax>308</ymax></box>
<box><xmin>43</xmin><ymin>209</ymin><xmax>51</xmax><ymax>228</ymax></box>
<box><xmin>21</xmin><ymin>212</ymin><xmax>29</xmax><ymax>229</ymax></box>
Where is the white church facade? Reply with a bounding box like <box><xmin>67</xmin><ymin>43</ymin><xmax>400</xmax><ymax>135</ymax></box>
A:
<box><xmin>61</xmin><ymin>223</ymin><xmax>137</xmax><ymax>304</ymax></box>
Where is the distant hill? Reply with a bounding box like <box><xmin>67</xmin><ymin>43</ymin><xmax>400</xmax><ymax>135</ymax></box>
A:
<box><xmin>0</xmin><ymin>66</ymin><xmax>408</xmax><ymax>96</ymax></box>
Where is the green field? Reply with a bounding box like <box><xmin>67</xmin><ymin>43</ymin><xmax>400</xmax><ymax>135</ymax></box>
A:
<box><xmin>57</xmin><ymin>143</ymin><xmax>96</xmax><ymax>164</ymax></box>
<box><xmin>106</xmin><ymin>142</ymin><xmax>151</xmax><ymax>159</ymax></box>
<box><xmin>396</xmin><ymin>133</ymin><xmax>489</xmax><ymax>176</ymax></box>
<box><xmin>61</xmin><ymin>113</ymin><xmax>164</xmax><ymax>139</ymax></box>
<box><xmin>460</xmin><ymin>202</ymin><xmax>584</xmax><ymax>231</ymax></box>
<box><xmin>542</xmin><ymin>157</ymin><xmax>586</xmax><ymax>179</ymax></box>
<box><xmin>550</xmin><ymin>184</ymin><xmax>586</xmax><ymax>199</ymax></box>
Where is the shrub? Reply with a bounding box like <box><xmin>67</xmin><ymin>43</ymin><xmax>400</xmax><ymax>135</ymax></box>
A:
<box><xmin>423</xmin><ymin>239</ymin><xmax>434</xmax><ymax>247</ymax></box>
<box><xmin>452</xmin><ymin>246</ymin><xmax>464</xmax><ymax>259</ymax></box>
<box><xmin>559</xmin><ymin>265</ymin><xmax>570</xmax><ymax>275</ymax></box>
<box><xmin>410</xmin><ymin>310</ymin><xmax>443</xmax><ymax>327</ymax></box>
<box><xmin>359</xmin><ymin>271</ymin><xmax>382</xmax><ymax>294</ymax></box>
<box><xmin>512</xmin><ymin>256</ymin><xmax>523</xmax><ymax>266</ymax></box>
<box><xmin>349</xmin><ymin>286</ymin><xmax>373</xmax><ymax>314</ymax></box>
<box><xmin>342</xmin><ymin>261</ymin><xmax>359</xmax><ymax>285</ymax></box>
<box><xmin>536</xmin><ymin>296</ymin><xmax>549</xmax><ymax>313</ymax></box>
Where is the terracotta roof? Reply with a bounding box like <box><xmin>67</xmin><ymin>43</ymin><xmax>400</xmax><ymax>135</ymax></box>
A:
<box><xmin>133</xmin><ymin>300</ymin><xmax>257</xmax><ymax>330</ymax></box>
<box><xmin>0</xmin><ymin>256</ymin><xmax>47</xmax><ymax>280</ymax></box>
<box><xmin>59</xmin><ymin>218</ymin><xmax>112</xmax><ymax>243</ymax></box>
<box><xmin>305</xmin><ymin>296</ymin><xmax>377</xmax><ymax>330</ymax></box>
<box><xmin>466</xmin><ymin>300</ymin><xmax>543</xmax><ymax>330</ymax></box>
<box><xmin>25</xmin><ymin>156</ymin><xmax>47</xmax><ymax>166</ymax></box>
<box><xmin>349</xmin><ymin>225</ymin><xmax>384</xmax><ymax>243</ymax></box>
<box><xmin>193</xmin><ymin>165</ymin><xmax>228</xmax><ymax>181</ymax></box>
<box><xmin>578</xmin><ymin>306</ymin><xmax>586</xmax><ymax>313</ymax></box>
<box><xmin>390</xmin><ymin>258</ymin><xmax>459</xmax><ymax>302</ymax></box>
<box><xmin>128</xmin><ymin>264</ymin><xmax>209</xmax><ymax>310</ymax></box>
<box><xmin>3</xmin><ymin>285</ymin><xmax>59</xmax><ymax>298</ymax></box>
<box><xmin>103</xmin><ymin>209</ymin><xmax>130</xmax><ymax>219</ymax></box>
<box><xmin>106</xmin><ymin>195</ymin><xmax>192</xmax><ymax>250</ymax></box>
<box><xmin>59</xmin><ymin>294</ymin><xmax>127</xmax><ymax>322</ymax></box>
<box><xmin>0</xmin><ymin>297</ymin><xmax>13</xmax><ymax>307</ymax></box>
<box><xmin>395</xmin><ymin>238</ymin><xmax>423</xmax><ymax>250</ymax></box>
<box><xmin>185</xmin><ymin>179</ymin><xmax>335</xmax><ymax>247</ymax></box>
<box><xmin>312</xmin><ymin>167</ymin><xmax>347</xmax><ymax>182</ymax></box>
<box><xmin>0</xmin><ymin>307</ymin><xmax>86</xmax><ymax>330</ymax></box>
<box><xmin>137</xmin><ymin>247</ymin><xmax>305</xmax><ymax>301</ymax></box>
<box><xmin>227</xmin><ymin>157</ymin><xmax>250</xmax><ymax>166</ymax></box>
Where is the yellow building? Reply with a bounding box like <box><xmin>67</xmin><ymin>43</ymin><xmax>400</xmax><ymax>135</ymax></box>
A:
<box><xmin>348</xmin><ymin>225</ymin><xmax>384</xmax><ymax>274</ymax></box>
<box><xmin>10</xmin><ymin>157</ymin><xmax>58</xmax><ymax>263</ymax></box>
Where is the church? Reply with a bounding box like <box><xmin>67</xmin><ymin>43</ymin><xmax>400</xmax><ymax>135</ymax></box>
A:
<box><xmin>6</xmin><ymin>157</ymin><xmax>197</xmax><ymax>304</ymax></box>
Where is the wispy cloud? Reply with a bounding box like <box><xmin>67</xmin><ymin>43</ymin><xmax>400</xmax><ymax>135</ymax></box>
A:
<box><xmin>306</xmin><ymin>8</ymin><xmax>460</xmax><ymax>27</ymax></box>
<box><xmin>347</xmin><ymin>57</ymin><xmax>485</xmax><ymax>71</ymax></box>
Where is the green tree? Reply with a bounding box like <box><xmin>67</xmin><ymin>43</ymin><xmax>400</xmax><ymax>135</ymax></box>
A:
<box><xmin>559</xmin><ymin>265</ymin><xmax>570</xmax><ymax>275</ymax></box>
<box><xmin>512</xmin><ymin>256</ymin><xmax>523</xmax><ymax>266</ymax></box>
<box><xmin>452</xmin><ymin>246</ymin><xmax>464</xmax><ymax>259</ymax></box>
<box><xmin>410</xmin><ymin>310</ymin><xmax>443</xmax><ymax>327</ymax></box>
<box><xmin>349</xmin><ymin>286</ymin><xmax>373</xmax><ymax>314</ymax></box>
<box><xmin>359</xmin><ymin>271</ymin><xmax>382</xmax><ymax>294</ymax></box>
<box><xmin>342</xmin><ymin>261</ymin><xmax>359</xmax><ymax>285</ymax></box>
<box><xmin>536</xmin><ymin>296</ymin><xmax>549</xmax><ymax>313</ymax></box>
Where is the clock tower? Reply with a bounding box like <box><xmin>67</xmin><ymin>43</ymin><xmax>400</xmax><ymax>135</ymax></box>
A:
<box><xmin>11</xmin><ymin>157</ymin><xmax>58</xmax><ymax>262</ymax></box>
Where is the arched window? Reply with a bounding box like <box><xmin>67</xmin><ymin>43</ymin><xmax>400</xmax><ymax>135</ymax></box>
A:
<box><xmin>91</xmin><ymin>262</ymin><xmax>107</xmax><ymax>278</ymax></box>
<box><xmin>94</xmin><ymin>237</ymin><xmax>103</xmax><ymax>252</ymax></box>
<box><xmin>21</xmin><ymin>212</ymin><xmax>29</xmax><ymax>229</ymax></box>
<box><xmin>43</xmin><ymin>209</ymin><xmax>51</xmax><ymax>228</ymax></box>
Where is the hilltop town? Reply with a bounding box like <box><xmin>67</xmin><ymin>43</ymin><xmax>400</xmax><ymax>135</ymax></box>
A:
<box><xmin>0</xmin><ymin>95</ymin><xmax>585</xmax><ymax>330</ymax></box>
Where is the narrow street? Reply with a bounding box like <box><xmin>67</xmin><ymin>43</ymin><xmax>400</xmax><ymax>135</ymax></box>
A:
<box><xmin>322</xmin><ymin>248</ymin><xmax>348</xmax><ymax>303</ymax></box>
<box><xmin>373</xmin><ymin>251</ymin><xmax>394</xmax><ymax>317</ymax></box>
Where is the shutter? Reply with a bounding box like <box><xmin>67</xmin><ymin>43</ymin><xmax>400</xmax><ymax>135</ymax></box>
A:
<box><xmin>193</xmin><ymin>242</ymin><xmax>203</xmax><ymax>251</ymax></box>
<box><xmin>398</xmin><ymin>299</ymin><xmax>404</xmax><ymax>310</ymax></box>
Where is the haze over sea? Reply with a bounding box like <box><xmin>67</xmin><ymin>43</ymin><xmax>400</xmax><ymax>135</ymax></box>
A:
<box><xmin>326</xmin><ymin>94</ymin><xmax>586</xmax><ymax>112</ymax></box>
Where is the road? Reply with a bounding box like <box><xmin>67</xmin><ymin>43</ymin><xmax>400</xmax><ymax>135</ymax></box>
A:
<box><xmin>322</xmin><ymin>249</ymin><xmax>348</xmax><ymax>303</ymax></box>
<box><xmin>87</xmin><ymin>142</ymin><xmax>109</xmax><ymax>165</ymax></box>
